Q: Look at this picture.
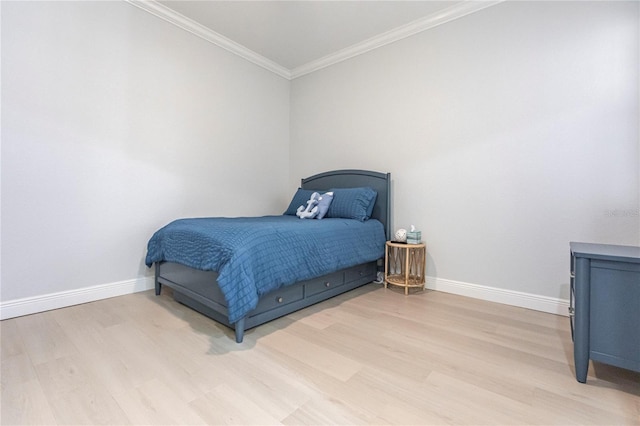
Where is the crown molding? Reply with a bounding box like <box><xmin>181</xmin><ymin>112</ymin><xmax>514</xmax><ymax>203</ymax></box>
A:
<box><xmin>290</xmin><ymin>0</ymin><xmax>504</xmax><ymax>79</ymax></box>
<box><xmin>125</xmin><ymin>0</ymin><xmax>503</xmax><ymax>81</ymax></box>
<box><xmin>124</xmin><ymin>0</ymin><xmax>292</xmax><ymax>80</ymax></box>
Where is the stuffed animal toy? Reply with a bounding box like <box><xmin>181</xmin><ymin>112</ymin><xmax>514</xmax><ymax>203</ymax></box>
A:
<box><xmin>296</xmin><ymin>192</ymin><xmax>321</xmax><ymax>219</ymax></box>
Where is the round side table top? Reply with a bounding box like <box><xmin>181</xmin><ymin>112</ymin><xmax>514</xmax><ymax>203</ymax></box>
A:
<box><xmin>386</xmin><ymin>241</ymin><xmax>425</xmax><ymax>249</ymax></box>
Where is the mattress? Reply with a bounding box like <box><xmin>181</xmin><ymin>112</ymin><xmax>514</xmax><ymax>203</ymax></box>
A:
<box><xmin>145</xmin><ymin>215</ymin><xmax>385</xmax><ymax>322</ymax></box>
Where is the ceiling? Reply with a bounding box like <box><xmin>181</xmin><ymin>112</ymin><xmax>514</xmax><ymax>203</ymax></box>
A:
<box><xmin>158</xmin><ymin>1</ymin><xmax>458</xmax><ymax>70</ymax></box>
<box><xmin>140</xmin><ymin>0</ymin><xmax>501</xmax><ymax>78</ymax></box>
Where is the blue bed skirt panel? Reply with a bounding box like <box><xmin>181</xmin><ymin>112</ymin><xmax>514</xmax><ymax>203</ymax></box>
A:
<box><xmin>145</xmin><ymin>215</ymin><xmax>385</xmax><ymax>323</ymax></box>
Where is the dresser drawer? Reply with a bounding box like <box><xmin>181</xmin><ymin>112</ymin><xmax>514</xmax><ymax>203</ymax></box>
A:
<box><xmin>255</xmin><ymin>285</ymin><xmax>304</xmax><ymax>311</ymax></box>
<box><xmin>305</xmin><ymin>271</ymin><xmax>344</xmax><ymax>297</ymax></box>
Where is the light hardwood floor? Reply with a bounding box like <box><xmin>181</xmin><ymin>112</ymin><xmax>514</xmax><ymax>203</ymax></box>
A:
<box><xmin>2</xmin><ymin>284</ymin><xmax>639</xmax><ymax>425</ymax></box>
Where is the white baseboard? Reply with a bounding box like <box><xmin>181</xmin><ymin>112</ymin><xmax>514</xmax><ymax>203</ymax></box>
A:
<box><xmin>0</xmin><ymin>275</ymin><xmax>570</xmax><ymax>321</ymax></box>
<box><xmin>0</xmin><ymin>277</ymin><xmax>155</xmax><ymax>320</ymax></box>
<box><xmin>426</xmin><ymin>276</ymin><xmax>570</xmax><ymax>317</ymax></box>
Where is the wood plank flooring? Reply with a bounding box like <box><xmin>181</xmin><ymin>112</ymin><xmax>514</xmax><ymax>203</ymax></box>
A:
<box><xmin>2</xmin><ymin>285</ymin><xmax>639</xmax><ymax>425</ymax></box>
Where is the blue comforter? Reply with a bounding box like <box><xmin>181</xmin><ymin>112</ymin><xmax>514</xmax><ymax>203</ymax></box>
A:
<box><xmin>145</xmin><ymin>215</ymin><xmax>385</xmax><ymax>323</ymax></box>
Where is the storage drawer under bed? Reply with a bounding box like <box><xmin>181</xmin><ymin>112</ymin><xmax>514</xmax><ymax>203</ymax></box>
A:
<box><xmin>255</xmin><ymin>285</ymin><xmax>304</xmax><ymax>311</ymax></box>
<box><xmin>157</xmin><ymin>260</ymin><xmax>379</xmax><ymax>341</ymax></box>
<box><xmin>346</xmin><ymin>262</ymin><xmax>377</xmax><ymax>283</ymax></box>
<box><xmin>305</xmin><ymin>271</ymin><xmax>345</xmax><ymax>297</ymax></box>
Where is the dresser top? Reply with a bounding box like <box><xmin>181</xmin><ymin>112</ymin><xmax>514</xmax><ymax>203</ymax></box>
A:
<box><xmin>570</xmin><ymin>242</ymin><xmax>640</xmax><ymax>263</ymax></box>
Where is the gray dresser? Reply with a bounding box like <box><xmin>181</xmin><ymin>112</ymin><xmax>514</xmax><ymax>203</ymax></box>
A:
<box><xmin>570</xmin><ymin>242</ymin><xmax>640</xmax><ymax>383</ymax></box>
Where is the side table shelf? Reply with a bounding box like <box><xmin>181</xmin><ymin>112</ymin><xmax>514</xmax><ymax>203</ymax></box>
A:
<box><xmin>384</xmin><ymin>241</ymin><xmax>426</xmax><ymax>294</ymax></box>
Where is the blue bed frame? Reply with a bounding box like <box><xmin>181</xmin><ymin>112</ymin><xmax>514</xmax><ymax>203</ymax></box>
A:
<box><xmin>154</xmin><ymin>169</ymin><xmax>391</xmax><ymax>342</ymax></box>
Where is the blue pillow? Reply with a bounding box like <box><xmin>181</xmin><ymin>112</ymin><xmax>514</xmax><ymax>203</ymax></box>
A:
<box><xmin>283</xmin><ymin>188</ymin><xmax>315</xmax><ymax>215</ymax></box>
<box><xmin>327</xmin><ymin>187</ymin><xmax>378</xmax><ymax>221</ymax></box>
<box><xmin>315</xmin><ymin>191</ymin><xmax>334</xmax><ymax>220</ymax></box>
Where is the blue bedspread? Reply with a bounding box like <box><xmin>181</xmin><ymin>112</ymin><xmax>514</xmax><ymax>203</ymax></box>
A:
<box><xmin>145</xmin><ymin>215</ymin><xmax>385</xmax><ymax>323</ymax></box>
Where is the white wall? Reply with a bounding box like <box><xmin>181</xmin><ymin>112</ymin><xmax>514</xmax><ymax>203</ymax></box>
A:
<box><xmin>2</xmin><ymin>1</ymin><xmax>638</xmax><ymax>317</ymax></box>
<box><xmin>290</xmin><ymin>1</ymin><xmax>639</xmax><ymax>301</ymax></box>
<box><xmin>1</xmin><ymin>1</ymin><xmax>290</xmax><ymax>303</ymax></box>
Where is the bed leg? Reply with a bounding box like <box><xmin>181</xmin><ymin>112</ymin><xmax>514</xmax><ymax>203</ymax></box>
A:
<box><xmin>234</xmin><ymin>318</ymin><xmax>246</xmax><ymax>343</ymax></box>
<box><xmin>154</xmin><ymin>263</ymin><xmax>162</xmax><ymax>296</ymax></box>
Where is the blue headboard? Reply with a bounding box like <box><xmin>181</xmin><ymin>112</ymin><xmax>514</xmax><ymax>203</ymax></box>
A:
<box><xmin>301</xmin><ymin>169</ymin><xmax>391</xmax><ymax>240</ymax></box>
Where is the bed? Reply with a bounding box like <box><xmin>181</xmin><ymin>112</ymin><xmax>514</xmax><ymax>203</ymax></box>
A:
<box><xmin>146</xmin><ymin>169</ymin><xmax>391</xmax><ymax>343</ymax></box>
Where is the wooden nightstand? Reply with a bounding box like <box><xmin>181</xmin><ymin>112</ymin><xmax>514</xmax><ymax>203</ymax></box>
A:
<box><xmin>384</xmin><ymin>241</ymin><xmax>426</xmax><ymax>295</ymax></box>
